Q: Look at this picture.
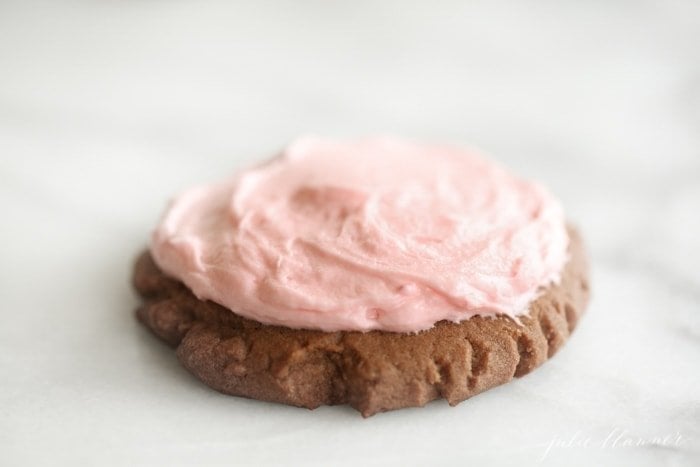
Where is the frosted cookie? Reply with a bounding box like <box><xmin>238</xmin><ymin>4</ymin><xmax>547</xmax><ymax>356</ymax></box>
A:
<box><xmin>133</xmin><ymin>137</ymin><xmax>590</xmax><ymax>416</ymax></box>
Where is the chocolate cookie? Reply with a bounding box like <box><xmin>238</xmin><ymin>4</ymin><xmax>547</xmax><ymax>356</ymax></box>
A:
<box><xmin>133</xmin><ymin>227</ymin><xmax>589</xmax><ymax>417</ymax></box>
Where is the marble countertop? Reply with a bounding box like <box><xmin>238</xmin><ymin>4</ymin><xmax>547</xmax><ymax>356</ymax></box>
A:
<box><xmin>1</xmin><ymin>1</ymin><xmax>698</xmax><ymax>465</ymax></box>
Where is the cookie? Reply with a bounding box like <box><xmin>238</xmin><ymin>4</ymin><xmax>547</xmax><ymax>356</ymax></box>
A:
<box><xmin>133</xmin><ymin>226</ymin><xmax>589</xmax><ymax>417</ymax></box>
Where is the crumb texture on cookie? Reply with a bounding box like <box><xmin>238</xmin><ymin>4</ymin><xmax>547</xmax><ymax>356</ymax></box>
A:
<box><xmin>134</xmin><ymin>227</ymin><xmax>589</xmax><ymax>417</ymax></box>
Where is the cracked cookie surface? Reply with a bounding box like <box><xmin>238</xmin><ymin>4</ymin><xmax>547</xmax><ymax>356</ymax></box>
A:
<box><xmin>133</xmin><ymin>227</ymin><xmax>589</xmax><ymax>417</ymax></box>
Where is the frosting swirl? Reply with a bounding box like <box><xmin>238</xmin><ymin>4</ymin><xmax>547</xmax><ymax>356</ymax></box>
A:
<box><xmin>151</xmin><ymin>137</ymin><xmax>569</xmax><ymax>332</ymax></box>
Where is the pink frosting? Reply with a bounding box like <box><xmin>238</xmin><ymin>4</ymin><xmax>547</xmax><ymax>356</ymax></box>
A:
<box><xmin>151</xmin><ymin>136</ymin><xmax>569</xmax><ymax>333</ymax></box>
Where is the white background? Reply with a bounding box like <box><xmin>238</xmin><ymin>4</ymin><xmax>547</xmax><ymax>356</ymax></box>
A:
<box><xmin>1</xmin><ymin>1</ymin><xmax>699</xmax><ymax>466</ymax></box>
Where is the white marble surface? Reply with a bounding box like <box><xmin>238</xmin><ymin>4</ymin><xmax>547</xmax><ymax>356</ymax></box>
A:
<box><xmin>1</xmin><ymin>1</ymin><xmax>699</xmax><ymax>466</ymax></box>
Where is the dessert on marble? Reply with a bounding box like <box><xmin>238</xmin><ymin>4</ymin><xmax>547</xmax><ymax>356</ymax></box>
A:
<box><xmin>132</xmin><ymin>136</ymin><xmax>590</xmax><ymax>417</ymax></box>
